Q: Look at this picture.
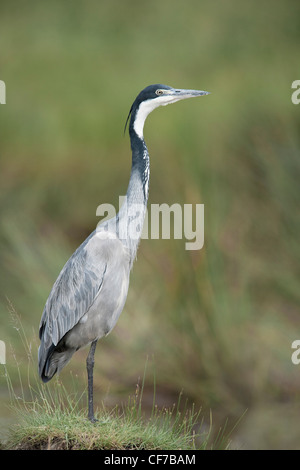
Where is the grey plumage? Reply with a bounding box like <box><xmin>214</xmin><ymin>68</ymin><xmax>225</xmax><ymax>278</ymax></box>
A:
<box><xmin>39</xmin><ymin>230</ymin><xmax>128</xmax><ymax>380</ymax></box>
<box><xmin>38</xmin><ymin>84</ymin><xmax>209</xmax><ymax>421</ymax></box>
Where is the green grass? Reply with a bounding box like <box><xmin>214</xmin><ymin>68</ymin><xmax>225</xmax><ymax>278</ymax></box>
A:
<box><xmin>3</xmin><ymin>363</ymin><xmax>233</xmax><ymax>451</ymax></box>
<box><xmin>5</xmin><ymin>386</ymin><xmax>211</xmax><ymax>450</ymax></box>
<box><xmin>2</xmin><ymin>312</ymin><xmax>233</xmax><ymax>450</ymax></box>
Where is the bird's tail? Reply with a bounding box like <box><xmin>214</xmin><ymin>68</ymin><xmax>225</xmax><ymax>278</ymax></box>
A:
<box><xmin>38</xmin><ymin>342</ymin><xmax>75</xmax><ymax>383</ymax></box>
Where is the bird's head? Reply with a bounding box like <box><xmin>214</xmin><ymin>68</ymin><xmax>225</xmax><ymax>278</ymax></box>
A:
<box><xmin>125</xmin><ymin>84</ymin><xmax>210</xmax><ymax>139</ymax></box>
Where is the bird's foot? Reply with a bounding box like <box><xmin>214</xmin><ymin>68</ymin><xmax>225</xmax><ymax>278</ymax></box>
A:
<box><xmin>88</xmin><ymin>415</ymin><xmax>98</xmax><ymax>423</ymax></box>
<box><xmin>88</xmin><ymin>415</ymin><xmax>112</xmax><ymax>425</ymax></box>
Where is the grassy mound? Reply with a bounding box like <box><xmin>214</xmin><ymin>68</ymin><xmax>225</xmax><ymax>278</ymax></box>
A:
<box><xmin>4</xmin><ymin>376</ymin><xmax>233</xmax><ymax>450</ymax></box>
<box><xmin>2</xmin><ymin>311</ymin><xmax>234</xmax><ymax>450</ymax></box>
<box><xmin>7</xmin><ymin>406</ymin><xmax>201</xmax><ymax>450</ymax></box>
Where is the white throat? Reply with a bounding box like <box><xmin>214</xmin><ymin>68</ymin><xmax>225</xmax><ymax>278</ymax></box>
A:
<box><xmin>133</xmin><ymin>96</ymin><xmax>176</xmax><ymax>139</ymax></box>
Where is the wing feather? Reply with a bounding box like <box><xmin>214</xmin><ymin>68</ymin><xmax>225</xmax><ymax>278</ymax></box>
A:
<box><xmin>39</xmin><ymin>233</ymin><xmax>107</xmax><ymax>354</ymax></box>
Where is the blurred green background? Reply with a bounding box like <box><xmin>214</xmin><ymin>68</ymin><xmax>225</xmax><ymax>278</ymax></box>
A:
<box><xmin>1</xmin><ymin>0</ymin><xmax>300</xmax><ymax>449</ymax></box>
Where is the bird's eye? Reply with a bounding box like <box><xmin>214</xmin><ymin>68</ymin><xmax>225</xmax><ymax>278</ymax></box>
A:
<box><xmin>155</xmin><ymin>89</ymin><xmax>164</xmax><ymax>96</ymax></box>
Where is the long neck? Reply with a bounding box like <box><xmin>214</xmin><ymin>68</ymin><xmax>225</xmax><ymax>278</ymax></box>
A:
<box><xmin>117</xmin><ymin>118</ymin><xmax>150</xmax><ymax>263</ymax></box>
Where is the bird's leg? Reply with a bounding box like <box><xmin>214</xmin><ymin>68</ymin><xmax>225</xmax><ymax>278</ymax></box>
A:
<box><xmin>86</xmin><ymin>340</ymin><xmax>98</xmax><ymax>422</ymax></box>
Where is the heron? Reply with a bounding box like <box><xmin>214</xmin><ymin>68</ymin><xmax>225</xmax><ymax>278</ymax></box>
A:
<box><xmin>38</xmin><ymin>84</ymin><xmax>209</xmax><ymax>422</ymax></box>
